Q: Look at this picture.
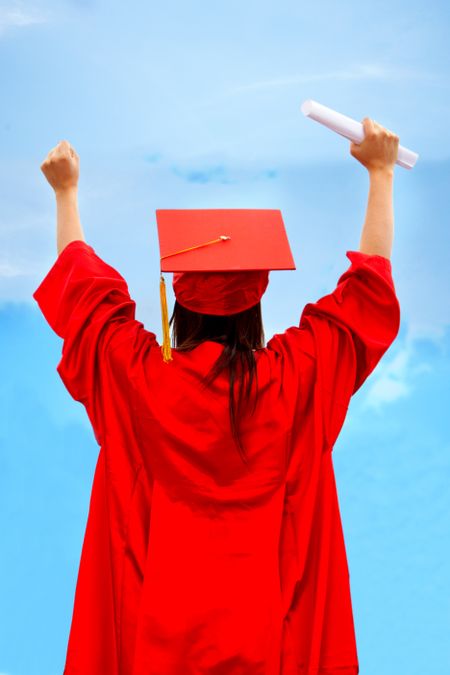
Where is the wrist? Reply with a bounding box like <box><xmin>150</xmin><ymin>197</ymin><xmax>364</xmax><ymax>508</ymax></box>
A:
<box><xmin>368</xmin><ymin>167</ymin><xmax>394</xmax><ymax>180</ymax></box>
<box><xmin>55</xmin><ymin>185</ymin><xmax>78</xmax><ymax>200</ymax></box>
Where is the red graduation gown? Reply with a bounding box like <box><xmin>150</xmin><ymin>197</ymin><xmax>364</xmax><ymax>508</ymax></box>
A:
<box><xmin>33</xmin><ymin>240</ymin><xmax>400</xmax><ymax>675</ymax></box>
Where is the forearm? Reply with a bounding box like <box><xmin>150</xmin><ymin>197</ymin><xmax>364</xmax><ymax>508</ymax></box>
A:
<box><xmin>55</xmin><ymin>187</ymin><xmax>86</xmax><ymax>256</ymax></box>
<box><xmin>358</xmin><ymin>168</ymin><xmax>394</xmax><ymax>260</ymax></box>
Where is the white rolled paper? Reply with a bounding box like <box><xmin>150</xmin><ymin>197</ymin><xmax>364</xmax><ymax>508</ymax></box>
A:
<box><xmin>301</xmin><ymin>99</ymin><xmax>418</xmax><ymax>170</ymax></box>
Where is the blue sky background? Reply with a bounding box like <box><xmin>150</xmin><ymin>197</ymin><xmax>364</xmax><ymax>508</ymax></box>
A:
<box><xmin>1</xmin><ymin>0</ymin><xmax>449</xmax><ymax>673</ymax></box>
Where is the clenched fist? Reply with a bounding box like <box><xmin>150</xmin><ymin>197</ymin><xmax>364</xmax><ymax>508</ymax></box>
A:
<box><xmin>40</xmin><ymin>140</ymin><xmax>79</xmax><ymax>193</ymax></box>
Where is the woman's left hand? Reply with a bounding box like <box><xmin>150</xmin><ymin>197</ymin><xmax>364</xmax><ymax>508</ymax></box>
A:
<box><xmin>40</xmin><ymin>140</ymin><xmax>79</xmax><ymax>194</ymax></box>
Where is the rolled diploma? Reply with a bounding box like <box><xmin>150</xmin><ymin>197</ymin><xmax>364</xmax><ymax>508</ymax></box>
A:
<box><xmin>301</xmin><ymin>99</ymin><xmax>418</xmax><ymax>170</ymax></box>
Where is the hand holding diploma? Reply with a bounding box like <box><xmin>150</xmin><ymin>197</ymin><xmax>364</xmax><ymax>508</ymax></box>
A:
<box><xmin>349</xmin><ymin>117</ymin><xmax>400</xmax><ymax>174</ymax></box>
<box><xmin>301</xmin><ymin>99</ymin><xmax>418</xmax><ymax>170</ymax></box>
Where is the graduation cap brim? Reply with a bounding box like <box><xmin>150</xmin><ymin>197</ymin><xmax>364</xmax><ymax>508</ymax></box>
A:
<box><xmin>156</xmin><ymin>208</ymin><xmax>296</xmax><ymax>272</ymax></box>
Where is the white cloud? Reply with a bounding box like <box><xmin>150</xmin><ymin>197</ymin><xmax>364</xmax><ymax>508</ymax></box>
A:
<box><xmin>365</xmin><ymin>369</ymin><xmax>411</xmax><ymax>408</ymax></box>
<box><xmin>0</xmin><ymin>261</ymin><xmax>17</xmax><ymax>278</ymax></box>
<box><xmin>407</xmin><ymin>321</ymin><xmax>450</xmax><ymax>350</ymax></box>
<box><xmin>0</xmin><ymin>1</ymin><xmax>48</xmax><ymax>34</ymax></box>
<box><xmin>0</xmin><ymin>260</ymin><xmax>30</xmax><ymax>277</ymax></box>
<box><xmin>224</xmin><ymin>63</ymin><xmax>438</xmax><ymax>95</ymax></box>
<box><xmin>362</xmin><ymin>335</ymin><xmax>433</xmax><ymax>411</ymax></box>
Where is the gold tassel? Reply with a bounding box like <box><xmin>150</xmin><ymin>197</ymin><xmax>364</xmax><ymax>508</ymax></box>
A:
<box><xmin>159</xmin><ymin>273</ymin><xmax>173</xmax><ymax>363</ymax></box>
<box><xmin>158</xmin><ymin>234</ymin><xmax>231</xmax><ymax>364</ymax></box>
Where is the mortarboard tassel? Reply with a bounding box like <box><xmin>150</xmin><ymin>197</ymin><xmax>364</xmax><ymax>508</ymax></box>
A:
<box><xmin>159</xmin><ymin>234</ymin><xmax>231</xmax><ymax>364</ymax></box>
<box><xmin>160</xmin><ymin>272</ymin><xmax>173</xmax><ymax>363</ymax></box>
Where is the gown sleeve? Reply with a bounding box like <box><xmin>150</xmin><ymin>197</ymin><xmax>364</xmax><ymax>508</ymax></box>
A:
<box><xmin>32</xmin><ymin>239</ymin><xmax>159</xmax><ymax>444</ymax></box>
<box><xmin>271</xmin><ymin>250</ymin><xmax>401</xmax><ymax>451</ymax></box>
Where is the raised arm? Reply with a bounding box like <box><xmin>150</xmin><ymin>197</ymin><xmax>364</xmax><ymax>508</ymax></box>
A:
<box><xmin>40</xmin><ymin>139</ymin><xmax>85</xmax><ymax>256</ymax></box>
<box><xmin>350</xmin><ymin>117</ymin><xmax>399</xmax><ymax>260</ymax></box>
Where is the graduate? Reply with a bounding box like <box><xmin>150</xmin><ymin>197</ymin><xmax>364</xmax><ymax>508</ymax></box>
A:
<box><xmin>33</xmin><ymin>119</ymin><xmax>400</xmax><ymax>674</ymax></box>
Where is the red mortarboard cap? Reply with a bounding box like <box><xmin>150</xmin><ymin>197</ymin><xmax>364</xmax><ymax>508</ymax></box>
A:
<box><xmin>155</xmin><ymin>208</ymin><xmax>296</xmax><ymax>363</ymax></box>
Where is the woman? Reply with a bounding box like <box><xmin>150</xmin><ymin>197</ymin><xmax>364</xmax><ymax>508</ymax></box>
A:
<box><xmin>34</xmin><ymin>118</ymin><xmax>400</xmax><ymax>675</ymax></box>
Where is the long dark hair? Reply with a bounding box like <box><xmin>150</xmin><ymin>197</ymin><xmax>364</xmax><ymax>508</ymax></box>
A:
<box><xmin>169</xmin><ymin>299</ymin><xmax>266</xmax><ymax>466</ymax></box>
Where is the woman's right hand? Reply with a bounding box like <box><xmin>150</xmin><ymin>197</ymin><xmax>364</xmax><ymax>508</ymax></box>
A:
<box><xmin>350</xmin><ymin>118</ymin><xmax>399</xmax><ymax>173</ymax></box>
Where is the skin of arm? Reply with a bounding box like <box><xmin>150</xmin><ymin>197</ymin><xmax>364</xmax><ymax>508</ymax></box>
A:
<box><xmin>359</xmin><ymin>167</ymin><xmax>394</xmax><ymax>260</ymax></box>
<box><xmin>55</xmin><ymin>186</ymin><xmax>85</xmax><ymax>256</ymax></box>
<box><xmin>40</xmin><ymin>140</ymin><xmax>85</xmax><ymax>256</ymax></box>
<box><xmin>349</xmin><ymin>117</ymin><xmax>400</xmax><ymax>261</ymax></box>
